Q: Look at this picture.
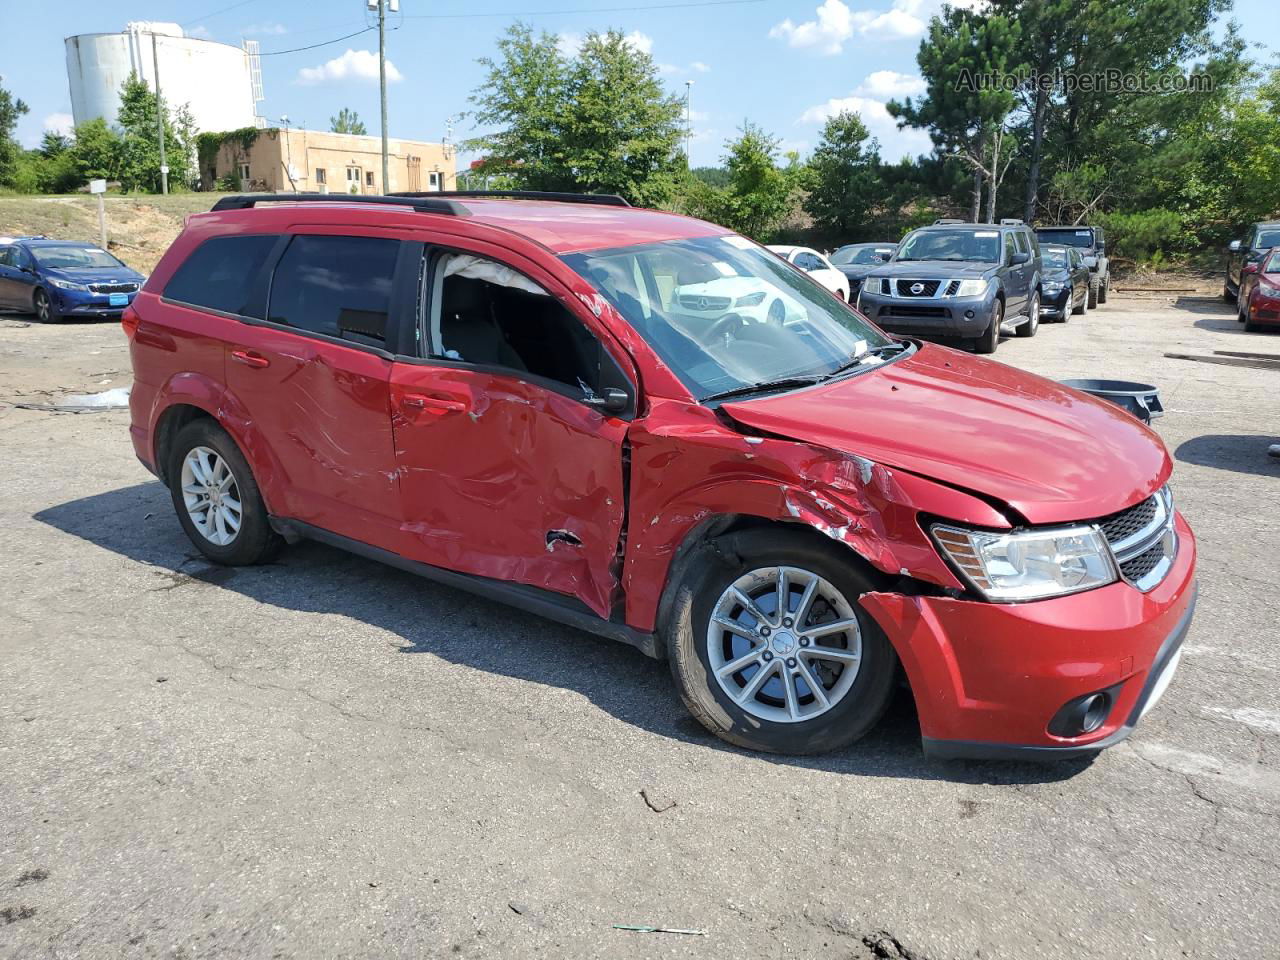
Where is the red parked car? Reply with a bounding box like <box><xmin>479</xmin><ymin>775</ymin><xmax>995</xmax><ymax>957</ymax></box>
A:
<box><xmin>1237</xmin><ymin>246</ymin><xmax>1280</xmax><ymax>332</ymax></box>
<box><xmin>125</xmin><ymin>192</ymin><xmax>1197</xmax><ymax>760</ymax></box>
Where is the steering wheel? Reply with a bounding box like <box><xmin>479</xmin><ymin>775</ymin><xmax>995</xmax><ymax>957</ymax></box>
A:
<box><xmin>698</xmin><ymin>312</ymin><xmax>748</xmax><ymax>347</ymax></box>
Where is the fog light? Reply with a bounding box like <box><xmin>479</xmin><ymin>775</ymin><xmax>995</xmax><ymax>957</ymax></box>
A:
<box><xmin>1048</xmin><ymin>687</ymin><xmax>1117</xmax><ymax>737</ymax></box>
<box><xmin>964</xmin><ymin>310</ymin><xmax>975</xmax><ymax>319</ymax></box>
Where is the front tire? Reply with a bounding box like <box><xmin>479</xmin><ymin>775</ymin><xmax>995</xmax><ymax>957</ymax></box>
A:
<box><xmin>1087</xmin><ymin>279</ymin><xmax>1100</xmax><ymax>309</ymax></box>
<box><xmin>168</xmin><ymin>419</ymin><xmax>283</xmax><ymax>566</ymax></box>
<box><xmin>33</xmin><ymin>288</ymin><xmax>57</xmax><ymax>323</ymax></box>
<box><xmin>664</xmin><ymin>528</ymin><xmax>897</xmax><ymax>755</ymax></box>
<box><xmin>973</xmin><ymin>299</ymin><xmax>1002</xmax><ymax>354</ymax></box>
<box><xmin>1072</xmin><ymin>285</ymin><xmax>1087</xmax><ymax>316</ymax></box>
<box><xmin>1097</xmin><ymin>276</ymin><xmax>1108</xmax><ymax>304</ymax></box>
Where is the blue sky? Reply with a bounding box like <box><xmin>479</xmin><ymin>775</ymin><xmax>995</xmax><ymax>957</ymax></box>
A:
<box><xmin>1</xmin><ymin>0</ymin><xmax>1273</xmax><ymax>171</ymax></box>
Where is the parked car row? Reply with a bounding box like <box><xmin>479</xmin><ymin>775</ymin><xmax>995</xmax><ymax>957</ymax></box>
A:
<box><xmin>1225</xmin><ymin>220</ymin><xmax>1280</xmax><ymax>333</ymax></box>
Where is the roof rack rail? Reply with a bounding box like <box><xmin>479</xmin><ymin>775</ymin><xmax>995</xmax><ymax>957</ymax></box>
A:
<box><xmin>210</xmin><ymin>193</ymin><xmax>469</xmax><ymax>216</ymax></box>
<box><xmin>389</xmin><ymin>189</ymin><xmax>631</xmax><ymax>208</ymax></box>
<box><xmin>999</xmin><ymin>218</ymin><xmax>1025</xmax><ymax>226</ymax></box>
<box><xmin>933</xmin><ymin>218</ymin><xmax>966</xmax><ymax>225</ymax></box>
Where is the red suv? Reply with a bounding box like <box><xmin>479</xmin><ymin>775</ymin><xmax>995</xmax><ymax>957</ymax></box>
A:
<box><xmin>126</xmin><ymin>192</ymin><xmax>1197</xmax><ymax>760</ymax></box>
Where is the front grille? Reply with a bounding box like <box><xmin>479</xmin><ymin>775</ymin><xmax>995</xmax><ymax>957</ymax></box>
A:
<box><xmin>90</xmin><ymin>282</ymin><xmax>139</xmax><ymax>294</ymax></box>
<box><xmin>678</xmin><ymin>294</ymin><xmax>731</xmax><ymax>311</ymax></box>
<box><xmin>944</xmin><ymin>280</ymin><xmax>961</xmax><ymax>296</ymax></box>
<box><xmin>1099</xmin><ymin>496</ymin><xmax>1157</xmax><ymax>543</ymax></box>
<box><xmin>897</xmin><ymin>279</ymin><xmax>941</xmax><ymax>297</ymax></box>
<box><xmin>1097</xmin><ymin>486</ymin><xmax>1175</xmax><ymax>591</ymax></box>
<box><xmin>1120</xmin><ymin>541</ymin><xmax>1166</xmax><ymax>582</ymax></box>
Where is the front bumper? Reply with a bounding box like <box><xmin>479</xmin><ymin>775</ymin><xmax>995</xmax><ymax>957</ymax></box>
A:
<box><xmin>54</xmin><ymin>289</ymin><xmax>136</xmax><ymax>318</ymax></box>
<box><xmin>860</xmin><ymin>510</ymin><xmax>1197</xmax><ymax>761</ymax></box>
<box><xmin>1040</xmin><ymin>287</ymin><xmax>1071</xmax><ymax>317</ymax></box>
<box><xmin>856</xmin><ymin>288</ymin><xmax>998</xmax><ymax>337</ymax></box>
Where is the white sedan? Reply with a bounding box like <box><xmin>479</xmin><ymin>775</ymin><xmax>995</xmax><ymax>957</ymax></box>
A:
<box><xmin>767</xmin><ymin>245</ymin><xmax>852</xmax><ymax>302</ymax></box>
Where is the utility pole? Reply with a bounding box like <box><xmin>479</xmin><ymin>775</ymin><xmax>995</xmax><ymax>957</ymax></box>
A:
<box><xmin>151</xmin><ymin>34</ymin><xmax>169</xmax><ymax>194</ymax></box>
<box><xmin>378</xmin><ymin>0</ymin><xmax>389</xmax><ymax>192</ymax></box>
<box><xmin>685</xmin><ymin>80</ymin><xmax>693</xmax><ymax>168</ymax></box>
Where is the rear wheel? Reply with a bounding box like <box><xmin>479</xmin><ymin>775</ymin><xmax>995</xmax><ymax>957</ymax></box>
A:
<box><xmin>973</xmin><ymin>299</ymin><xmax>1002</xmax><ymax>354</ymax></box>
<box><xmin>168</xmin><ymin>419</ymin><xmax>283</xmax><ymax>566</ymax></box>
<box><xmin>1072</xmin><ymin>285</ymin><xmax>1087</xmax><ymax>316</ymax></box>
<box><xmin>1016</xmin><ymin>292</ymin><xmax>1040</xmax><ymax>337</ymax></box>
<box><xmin>1097</xmin><ymin>277</ymin><xmax>1109</xmax><ymax>304</ymax></box>
<box><xmin>664</xmin><ymin>528</ymin><xmax>897</xmax><ymax>755</ymax></box>
<box><xmin>1223</xmin><ymin>283</ymin><xmax>1236</xmax><ymax>304</ymax></box>
<box><xmin>1087</xmin><ymin>279</ymin><xmax>1100</xmax><ymax>309</ymax></box>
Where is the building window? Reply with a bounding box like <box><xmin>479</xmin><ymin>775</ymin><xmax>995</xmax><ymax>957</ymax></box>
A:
<box><xmin>365</xmin><ymin>171</ymin><xmax>374</xmax><ymax>187</ymax></box>
<box><xmin>315</xmin><ymin>168</ymin><xmax>327</xmax><ymax>185</ymax></box>
<box><xmin>238</xmin><ymin>162</ymin><xmax>251</xmax><ymax>182</ymax></box>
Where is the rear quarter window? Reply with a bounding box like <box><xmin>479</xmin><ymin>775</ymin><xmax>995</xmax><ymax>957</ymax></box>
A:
<box><xmin>165</xmin><ymin>234</ymin><xmax>280</xmax><ymax>316</ymax></box>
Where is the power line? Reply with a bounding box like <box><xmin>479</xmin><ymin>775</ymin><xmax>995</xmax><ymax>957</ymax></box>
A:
<box><xmin>180</xmin><ymin>0</ymin><xmax>259</xmax><ymax>27</ymax></box>
<box><xmin>257</xmin><ymin>27</ymin><xmax>377</xmax><ymax>57</ymax></box>
<box><xmin>402</xmin><ymin>0</ymin><xmax>768</xmax><ymax>19</ymax></box>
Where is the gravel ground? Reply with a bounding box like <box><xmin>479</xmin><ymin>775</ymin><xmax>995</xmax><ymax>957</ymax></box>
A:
<box><xmin>1</xmin><ymin>294</ymin><xmax>1277</xmax><ymax>960</ymax></box>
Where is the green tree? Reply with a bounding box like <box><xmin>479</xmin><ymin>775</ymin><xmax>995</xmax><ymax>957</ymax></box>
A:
<box><xmin>694</xmin><ymin>123</ymin><xmax>799</xmax><ymax>240</ymax></box>
<box><xmin>888</xmin><ymin>8</ymin><xmax>1021</xmax><ymax>222</ymax></box>
<box><xmin>466</xmin><ymin>23</ymin><xmax>685</xmax><ymax>204</ymax></box>
<box><xmin>0</xmin><ymin>81</ymin><xmax>30</xmax><ymax>187</ymax></box>
<box><xmin>802</xmin><ymin>110</ymin><xmax>888</xmax><ymax>242</ymax></box>
<box><xmin>68</xmin><ymin>117</ymin><xmax>121</xmax><ymax>184</ymax></box>
<box><xmin>115</xmin><ymin>73</ymin><xmax>195</xmax><ymax>192</ymax></box>
<box><xmin>330</xmin><ymin>108</ymin><xmax>368</xmax><ymax>135</ymax></box>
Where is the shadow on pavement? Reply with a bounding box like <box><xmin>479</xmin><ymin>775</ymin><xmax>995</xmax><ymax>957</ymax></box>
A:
<box><xmin>1175</xmin><ymin>434</ymin><xmax>1280</xmax><ymax>477</ymax></box>
<box><xmin>35</xmin><ymin>480</ymin><xmax>1089</xmax><ymax>787</ymax></box>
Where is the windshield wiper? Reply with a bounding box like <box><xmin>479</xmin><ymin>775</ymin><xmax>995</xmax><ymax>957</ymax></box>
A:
<box><xmin>702</xmin><ymin>376</ymin><xmax>825</xmax><ymax>403</ymax></box>
<box><xmin>824</xmin><ymin>341</ymin><xmax>911</xmax><ymax>378</ymax></box>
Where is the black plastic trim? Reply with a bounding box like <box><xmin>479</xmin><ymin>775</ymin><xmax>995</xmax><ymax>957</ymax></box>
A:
<box><xmin>921</xmin><ymin>581</ymin><xmax>1197</xmax><ymax>762</ymax></box>
<box><xmin>390</xmin><ymin>190</ymin><xmax>630</xmax><ymax>208</ymax></box>
<box><xmin>269</xmin><ymin>518</ymin><xmax>662</xmax><ymax>659</ymax></box>
<box><xmin>211</xmin><ymin>193</ymin><xmax>470</xmax><ymax>216</ymax></box>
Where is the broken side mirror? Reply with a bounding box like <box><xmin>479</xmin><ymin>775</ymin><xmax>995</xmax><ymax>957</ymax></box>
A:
<box><xmin>584</xmin><ymin>387</ymin><xmax>630</xmax><ymax>415</ymax></box>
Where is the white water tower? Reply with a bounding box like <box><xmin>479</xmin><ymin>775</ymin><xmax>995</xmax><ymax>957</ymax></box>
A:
<box><xmin>65</xmin><ymin>22</ymin><xmax>264</xmax><ymax>133</ymax></box>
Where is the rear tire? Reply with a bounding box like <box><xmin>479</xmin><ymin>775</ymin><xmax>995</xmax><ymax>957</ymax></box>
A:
<box><xmin>974</xmin><ymin>299</ymin><xmax>1002</xmax><ymax>354</ymax></box>
<box><xmin>1087</xmin><ymin>279</ymin><xmax>1100</xmax><ymax>309</ymax></box>
<box><xmin>1072</xmin><ymin>285</ymin><xmax>1087</xmax><ymax>316</ymax></box>
<box><xmin>1223</xmin><ymin>283</ymin><xmax>1236</xmax><ymax>304</ymax></box>
<box><xmin>664</xmin><ymin>528</ymin><xmax>897</xmax><ymax>755</ymax></box>
<box><xmin>1097</xmin><ymin>277</ymin><xmax>1108</xmax><ymax>304</ymax></box>
<box><xmin>168</xmin><ymin>419</ymin><xmax>283</xmax><ymax>566</ymax></box>
<box><xmin>1016</xmin><ymin>293</ymin><xmax>1040</xmax><ymax>337</ymax></box>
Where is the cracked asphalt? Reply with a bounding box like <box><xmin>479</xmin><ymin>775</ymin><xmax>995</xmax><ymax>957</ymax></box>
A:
<box><xmin>1</xmin><ymin>292</ymin><xmax>1277</xmax><ymax>959</ymax></box>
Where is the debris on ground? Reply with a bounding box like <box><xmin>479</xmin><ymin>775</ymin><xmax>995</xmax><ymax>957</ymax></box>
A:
<box><xmin>508</xmin><ymin>901</ymin><xmax>529</xmax><ymax>916</ymax></box>
<box><xmin>639</xmin><ymin>788</ymin><xmax>677</xmax><ymax>813</ymax></box>
<box><xmin>13</xmin><ymin>385</ymin><xmax>132</xmax><ymax>413</ymax></box>
<box><xmin>613</xmin><ymin>923</ymin><xmax>705</xmax><ymax>935</ymax></box>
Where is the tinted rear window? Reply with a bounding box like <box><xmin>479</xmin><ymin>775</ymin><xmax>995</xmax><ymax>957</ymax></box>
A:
<box><xmin>267</xmin><ymin>235</ymin><xmax>400</xmax><ymax>345</ymax></box>
<box><xmin>165</xmin><ymin>234</ymin><xmax>279</xmax><ymax>316</ymax></box>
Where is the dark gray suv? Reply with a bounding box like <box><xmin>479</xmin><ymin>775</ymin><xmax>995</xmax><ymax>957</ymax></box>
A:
<box><xmin>857</xmin><ymin>219</ymin><xmax>1042</xmax><ymax>354</ymax></box>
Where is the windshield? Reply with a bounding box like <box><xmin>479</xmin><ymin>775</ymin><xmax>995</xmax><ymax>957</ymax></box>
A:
<box><xmin>1036</xmin><ymin>229</ymin><xmax>1093</xmax><ymax>248</ymax></box>
<box><xmin>1042</xmin><ymin>247</ymin><xmax>1068</xmax><ymax>268</ymax></box>
<box><xmin>30</xmin><ymin>245</ymin><xmax>123</xmax><ymax>270</ymax></box>
<box><xmin>896</xmin><ymin>229</ymin><xmax>1000</xmax><ymax>263</ymax></box>
<box><xmin>831</xmin><ymin>245</ymin><xmax>894</xmax><ymax>265</ymax></box>
<box><xmin>563</xmin><ymin>235</ymin><xmax>897</xmax><ymax>400</ymax></box>
<box><xmin>1266</xmin><ymin>249</ymin><xmax>1280</xmax><ymax>273</ymax></box>
<box><xmin>1253</xmin><ymin>229</ymin><xmax>1280</xmax><ymax>251</ymax></box>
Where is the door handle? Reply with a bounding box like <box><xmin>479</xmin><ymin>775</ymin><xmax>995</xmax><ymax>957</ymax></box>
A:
<box><xmin>402</xmin><ymin>393</ymin><xmax>467</xmax><ymax>414</ymax></box>
<box><xmin>231</xmin><ymin>350</ymin><xmax>270</xmax><ymax>369</ymax></box>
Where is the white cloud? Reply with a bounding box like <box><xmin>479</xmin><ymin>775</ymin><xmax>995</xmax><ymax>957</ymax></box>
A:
<box><xmin>43</xmin><ymin>113</ymin><xmax>74</xmax><ymax>137</ymax></box>
<box><xmin>623</xmin><ymin>30</ymin><xmax>653</xmax><ymax>54</ymax></box>
<box><xmin>770</xmin><ymin>0</ymin><xmax>978</xmax><ymax>55</ymax></box>
<box><xmin>858</xmin><ymin>69</ymin><xmax>925</xmax><ymax>98</ymax></box>
<box><xmin>691</xmin><ymin>61</ymin><xmax>711</xmax><ymax>73</ymax></box>
<box><xmin>296</xmin><ymin>49</ymin><xmax>402</xmax><ymax>86</ymax></box>
<box><xmin>186</xmin><ymin>25</ymin><xmax>212</xmax><ymax>40</ymax></box>
<box><xmin>660</xmin><ymin>59</ymin><xmax>713</xmax><ymax>76</ymax></box>
<box><xmin>797</xmin><ymin>77</ymin><xmax>934</xmax><ymax>160</ymax></box>
<box><xmin>242</xmin><ymin>22</ymin><xmax>287</xmax><ymax>36</ymax></box>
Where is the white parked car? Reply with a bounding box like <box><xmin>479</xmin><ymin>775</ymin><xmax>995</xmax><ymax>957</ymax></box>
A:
<box><xmin>671</xmin><ymin>267</ymin><xmax>804</xmax><ymax>325</ymax></box>
<box><xmin>767</xmin><ymin>245</ymin><xmax>851</xmax><ymax>302</ymax></box>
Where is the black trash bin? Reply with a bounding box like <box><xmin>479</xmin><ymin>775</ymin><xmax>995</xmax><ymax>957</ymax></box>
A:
<box><xmin>1059</xmin><ymin>378</ymin><xmax>1164</xmax><ymax>424</ymax></box>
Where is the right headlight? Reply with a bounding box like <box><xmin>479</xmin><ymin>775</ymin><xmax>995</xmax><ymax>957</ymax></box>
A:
<box><xmin>931</xmin><ymin>522</ymin><xmax>1118</xmax><ymax>601</ymax></box>
<box><xmin>953</xmin><ymin>278</ymin><xmax>991</xmax><ymax>297</ymax></box>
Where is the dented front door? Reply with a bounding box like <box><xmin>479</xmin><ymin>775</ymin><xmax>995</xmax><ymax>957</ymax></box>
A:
<box><xmin>388</xmin><ymin>362</ymin><xmax>628</xmax><ymax>618</ymax></box>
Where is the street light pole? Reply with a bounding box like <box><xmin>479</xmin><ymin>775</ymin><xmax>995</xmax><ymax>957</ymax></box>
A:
<box><xmin>378</xmin><ymin>0</ymin><xmax>389</xmax><ymax>191</ymax></box>
<box><xmin>151</xmin><ymin>34</ymin><xmax>169</xmax><ymax>194</ymax></box>
<box><xmin>685</xmin><ymin>80</ymin><xmax>693</xmax><ymax>168</ymax></box>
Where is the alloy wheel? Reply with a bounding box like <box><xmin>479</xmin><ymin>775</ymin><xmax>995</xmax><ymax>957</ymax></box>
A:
<box><xmin>34</xmin><ymin>290</ymin><xmax>50</xmax><ymax>322</ymax></box>
<box><xmin>180</xmin><ymin>446</ymin><xmax>243</xmax><ymax>546</ymax></box>
<box><xmin>706</xmin><ymin>565</ymin><xmax>863</xmax><ymax>723</ymax></box>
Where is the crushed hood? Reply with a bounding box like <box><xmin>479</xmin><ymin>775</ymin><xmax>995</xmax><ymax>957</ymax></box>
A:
<box><xmin>722</xmin><ymin>344</ymin><xmax>1171</xmax><ymax>525</ymax></box>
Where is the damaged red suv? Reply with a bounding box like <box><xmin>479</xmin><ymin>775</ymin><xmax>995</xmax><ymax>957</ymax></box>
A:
<box><xmin>126</xmin><ymin>192</ymin><xmax>1196</xmax><ymax>760</ymax></box>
